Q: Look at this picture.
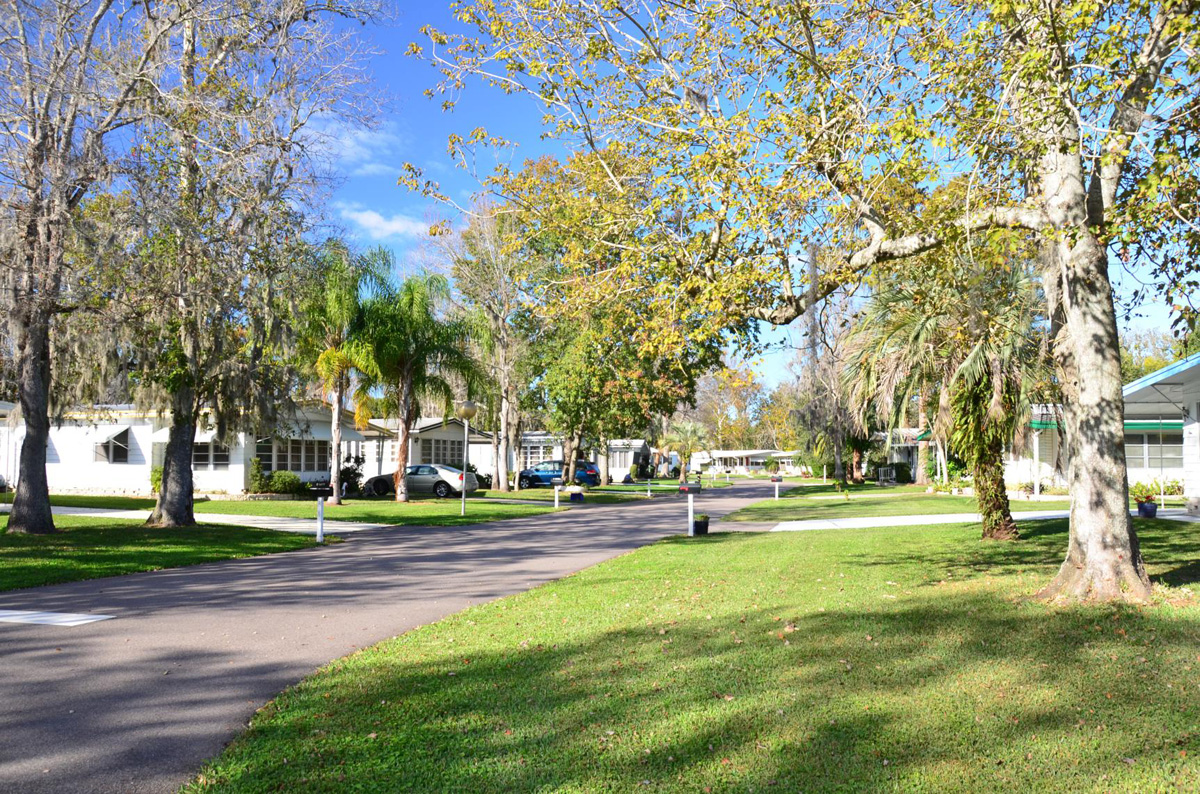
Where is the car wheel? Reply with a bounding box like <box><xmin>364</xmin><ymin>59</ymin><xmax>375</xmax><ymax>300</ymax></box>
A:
<box><xmin>372</xmin><ymin>479</ymin><xmax>390</xmax><ymax>497</ymax></box>
<box><xmin>434</xmin><ymin>481</ymin><xmax>451</xmax><ymax>498</ymax></box>
<box><xmin>519</xmin><ymin>476</ymin><xmax>533</xmax><ymax>489</ymax></box>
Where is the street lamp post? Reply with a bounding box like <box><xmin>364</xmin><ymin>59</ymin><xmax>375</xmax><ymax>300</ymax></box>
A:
<box><xmin>455</xmin><ymin>400</ymin><xmax>478</xmax><ymax>517</ymax></box>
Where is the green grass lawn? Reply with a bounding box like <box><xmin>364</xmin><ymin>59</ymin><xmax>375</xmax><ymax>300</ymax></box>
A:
<box><xmin>0</xmin><ymin>493</ymin><xmax>157</xmax><ymax>510</ymax></box>
<box><xmin>476</xmin><ymin>489</ymin><xmax>647</xmax><ymax>504</ymax></box>
<box><xmin>191</xmin><ymin>497</ymin><xmax>562</xmax><ymax>526</ymax></box>
<box><xmin>184</xmin><ymin>517</ymin><xmax>1199</xmax><ymax>793</ymax></box>
<box><xmin>724</xmin><ymin>484</ymin><xmax>1073</xmax><ymax>523</ymax></box>
<box><xmin>0</xmin><ymin>515</ymin><xmax>316</xmax><ymax>591</ymax></box>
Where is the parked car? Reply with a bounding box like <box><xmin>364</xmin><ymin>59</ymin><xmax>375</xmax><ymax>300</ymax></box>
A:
<box><xmin>518</xmin><ymin>460</ymin><xmax>600</xmax><ymax>489</ymax></box>
<box><xmin>363</xmin><ymin>464</ymin><xmax>479</xmax><ymax>498</ymax></box>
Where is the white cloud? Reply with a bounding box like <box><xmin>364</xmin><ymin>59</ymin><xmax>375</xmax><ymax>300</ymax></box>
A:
<box><xmin>351</xmin><ymin>161</ymin><xmax>399</xmax><ymax>177</ymax></box>
<box><xmin>337</xmin><ymin>204</ymin><xmax>431</xmax><ymax>241</ymax></box>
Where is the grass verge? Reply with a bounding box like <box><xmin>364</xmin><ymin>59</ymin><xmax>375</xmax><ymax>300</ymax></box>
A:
<box><xmin>0</xmin><ymin>515</ymin><xmax>316</xmax><ymax>591</ymax></box>
<box><xmin>186</xmin><ymin>517</ymin><xmax>1198</xmax><ymax>793</ymax></box>
<box><xmin>191</xmin><ymin>497</ymin><xmax>562</xmax><ymax>525</ymax></box>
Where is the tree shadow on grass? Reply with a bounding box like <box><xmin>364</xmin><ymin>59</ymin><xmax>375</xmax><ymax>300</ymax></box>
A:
<box><xmin>185</xmin><ymin>572</ymin><xmax>1200</xmax><ymax>793</ymax></box>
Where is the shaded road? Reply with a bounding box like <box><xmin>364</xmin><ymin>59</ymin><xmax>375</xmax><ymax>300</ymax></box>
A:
<box><xmin>0</xmin><ymin>480</ymin><xmax>769</xmax><ymax>794</ymax></box>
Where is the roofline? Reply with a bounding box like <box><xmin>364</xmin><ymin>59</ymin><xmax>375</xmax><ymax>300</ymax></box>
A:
<box><xmin>1122</xmin><ymin>351</ymin><xmax>1200</xmax><ymax>397</ymax></box>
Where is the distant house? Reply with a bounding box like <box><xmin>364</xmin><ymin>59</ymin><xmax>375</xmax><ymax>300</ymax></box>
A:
<box><xmin>360</xmin><ymin>417</ymin><xmax>495</xmax><ymax>478</ymax></box>
<box><xmin>0</xmin><ymin>402</ymin><xmax>386</xmax><ymax>496</ymax></box>
<box><xmin>1002</xmin><ymin>352</ymin><xmax>1199</xmax><ymax>500</ymax></box>
<box><xmin>691</xmin><ymin>449</ymin><xmax>779</xmax><ymax>475</ymax></box>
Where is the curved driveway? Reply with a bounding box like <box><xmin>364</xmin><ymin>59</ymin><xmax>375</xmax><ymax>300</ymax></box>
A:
<box><xmin>0</xmin><ymin>481</ymin><xmax>769</xmax><ymax>794</ymax></box>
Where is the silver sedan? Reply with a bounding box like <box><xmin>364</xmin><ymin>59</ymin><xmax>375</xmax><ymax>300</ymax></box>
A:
<box><xmin>364</xmin><ymin>464</ymin><xmax>480</xmax><ymax>498</ymax></box>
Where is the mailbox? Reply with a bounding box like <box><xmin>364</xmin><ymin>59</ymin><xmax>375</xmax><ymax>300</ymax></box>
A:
<box><xmin>550</xmin><ymin>477</ymin><xmax>565</xmax><ymax>487</ymax></box>
<box><xmin>678</xmin><ymin>483</ymin><xmax>701</xmax><ymax>494</ymax></box>
<box><xmin>770</xmin><ymin>476</ymin><xmax>783</xmax><ymax>483</ymax></box>
<box><xmin>309</xmin><ymin>486</ymin><xmax>334</xmax><ymax>499</ymax></box>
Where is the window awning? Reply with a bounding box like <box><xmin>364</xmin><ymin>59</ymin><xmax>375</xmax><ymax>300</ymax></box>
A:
<box><xmin>87</xmin><ymin>425</ymin><xmax>129</xmax><ymax>443</ymax></box>
<box><xmin>150</xmin><ymin>427</ymin><xmax>217</xmax><ymax>443</ymax></box>
<box><xmin>1124</xmin><ymin>419</ymin><xmax>1184</xmax><ymax>432</ymax></box>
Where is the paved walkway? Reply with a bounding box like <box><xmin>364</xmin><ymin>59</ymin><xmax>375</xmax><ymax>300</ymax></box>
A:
<box><xmin>769</xmin><ymin>507</ymin><xmax>1195</xmax><ymax>532</ymax></box>
<box><xmin>0</xmin><ymin>481</ymin><xmax>770</xmax><ymax>794</ymax></box>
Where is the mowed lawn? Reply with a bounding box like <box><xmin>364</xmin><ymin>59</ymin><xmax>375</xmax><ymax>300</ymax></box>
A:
<box><xmin>0</xmin><ymin>515</ymin><xmax>316</xmax><ymax>592</ymax></box>
<box><xmin>186</xmin><ymin>518</ymin><xmax>1199</xmax><ymax>793</ymax></box>
<box><xmin>724</xmin><ymin>482</ymin><xmax>1073</xmax><ymax>523</ymax></box>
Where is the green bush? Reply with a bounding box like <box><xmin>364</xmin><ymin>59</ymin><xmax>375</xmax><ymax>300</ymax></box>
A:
<box><xmin>763</xmin><ymin>458</ymin><xmax>780</xmax><ymax>473</ymax></box>
<box><xmin>268</xmin><ymin>470</ymin><xmax>305</xmax><ymax>495</ymax></box>
<box><xmin>150</xmin><ymin>465</ymin><xmax>163</xmax><ymax>494</ymax></box>
<box><xmin>893</xmin><ymin>461</ymin><xmax>912</xmax><ymax>483</ymax></box>
<box><xmin>248</xmin><ymin>458</ymin><xmax>271</xmax><ymax>494</ymax></box>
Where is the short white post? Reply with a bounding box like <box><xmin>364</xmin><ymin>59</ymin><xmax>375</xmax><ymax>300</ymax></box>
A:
<box><xmin>687</xmin><ymin>492</ymin><xmax>695</xmax><ymax>537</ymax></box>
<box><xmin>1032</xmin><ymin>431</ymin><xmax>1041</xmax><ymax>497</ymax></box>
<box><xmin>316</xmin><ymin>496</ymin><xmax>325</xmax><ymax>545</ymax></box>
<box><xmin>823</xmin><ymin>465</ymin><xmax>827</xmax><ymax>484</ymax></box>
<box><xmin>774</xmin><ymin>481</ymin><xmax>780</xmax><ymax>500</ymax></box>
<box><xmin>647</xmin><ymin>479</ymin><xmax>652</xmax><ymax>499</ymax></box>
<box><xmin>554</xmin><ymin>485</ymin><xmax>560</xmax><ymax>508</ymax></box>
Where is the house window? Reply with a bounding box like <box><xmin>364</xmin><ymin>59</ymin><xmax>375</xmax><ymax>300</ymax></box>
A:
<box><xmin>211</xmin><ymin>443</ymin><xmax>230</xmax><ymax>470</ymax></box>
<box><xmin>317</xmin><ymin>441</ymin><xmax>329</xmax><ymax>473</ymax></box>
<box><xmin>94</xmin><ymin>429</ymin><xmax>130</xmax><ymax>464</ymax></box>
<box><xmin>1124</xmin><ymin>433</ymin><xmax>1146</xmax><ymax>467</ymax></box>
<box><xmin>193</xmin><ymin>442</ymin><xmax>211</xmax><ymax>468</ymax></box>
<box><xmin>522</xmin><ymin>444</ymin><xmax>553</xmax><ymax>469</ymax></box>
<box><xmin>1149</xmin><ymin>433</ymin><xmax>1184</xmax><ymax>469</ymax></box>
<box><xmin>290</xmin><ymin>439</ymin><xmax>303</xmax><ymax>471</ymax></box>
<box><xmin>421</xmin><ymin>437</ymin><xmax>463</xmax><ymax>465</ymax></box>
<box><xmin>256</xmin><ymin>438</ymin><xmax>274</xmax><ymax>472</ymax></box>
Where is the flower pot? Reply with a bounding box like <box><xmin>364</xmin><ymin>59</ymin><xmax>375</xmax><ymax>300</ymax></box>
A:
<box><xmin>1137</xmin><ymin>502</ymin><xmax>1158</xmax><ymax>518</ymax></box>
<box><xmin>692</xmin><ymin>517</ymin><xmax>709</xmax><ymax>536</ymax></box>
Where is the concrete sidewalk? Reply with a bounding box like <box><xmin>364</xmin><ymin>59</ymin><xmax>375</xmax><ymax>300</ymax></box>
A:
<box><xmin>0</xmin><ymin>481</ymin><xmax>770</xmax><ymax>794</ymax></box>
<box><xmin>769</xmin><ymin>507</ymin><xmax>1194</xmax><ymax>532</ymax></box>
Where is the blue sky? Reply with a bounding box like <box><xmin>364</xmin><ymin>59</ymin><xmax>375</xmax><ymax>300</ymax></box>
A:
<box><xmin>324</xmin><ymin>7</ymin><xmax>1173</xmax><ymax>392</ymax></box>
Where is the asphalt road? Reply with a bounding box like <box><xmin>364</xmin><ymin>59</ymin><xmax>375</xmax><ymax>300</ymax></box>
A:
<box><xmin>0</xmin><ymin>480</ymin><xmax>769</xmax><ymax>794</ymax></box>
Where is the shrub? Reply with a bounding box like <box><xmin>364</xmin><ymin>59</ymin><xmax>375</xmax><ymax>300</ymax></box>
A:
<box><xmin>1152</xmin><ymin>478</ymin><xmax>1183</xmax><ymax>496</ymax></box>
<box><xmin>268</xmin><ymin>470</ymin><xmax>305</xmax><ymax>495</ymax></box>
<box><xmin>763</xmin><ymin>458</ymin><xmax>780</xmax><ymax>473</ymax></box>
<box><xmin>248</xmin><ymin>458</ymin><xmax>270</xmax><ymax>494</ymax></box>
<box><xmin>893</xmin><ymin>461</ymin><xmax>912</xmax><ymax>483</ymax></box>
<box><xmin>340</xmin><ymin>454</ymin><xmax>365</xmax><ymax>495</ymax></box>
<box><xmin>150</xmin><ymin>465</ymin><xmax>163</xmax><ymax>494</ymax></box>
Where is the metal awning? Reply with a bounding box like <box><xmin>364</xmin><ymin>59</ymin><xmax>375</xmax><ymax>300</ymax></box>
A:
<box><xmin>277</xmin><ymin>423</ymin><xmax>366</xmax><ymax>442</ymax></box>
<box><xmin>1124</xmin><ymin>419</ymin><xmax>1184</xmax><ymax>432</ymax></box>
<box><xmin>87</xmin><ymin>425</ymin><xmax>129</xmax><ymax>443</ymax></box>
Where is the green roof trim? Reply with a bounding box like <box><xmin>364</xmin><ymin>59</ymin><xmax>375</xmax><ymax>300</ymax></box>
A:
<box><xmin>915</xmin><ymin>429</ymin><xmax>931</xmax><ymax>441</ymax></box>
<box><xmin>1124</xmin><ymin>419</ymin><xmax>1183</xmax><ymax>432</ymax></box>
<box><xmin>1030</xmin><ymin>419</ymin><xmax>1059</xmax><ymax>429</ymax></box>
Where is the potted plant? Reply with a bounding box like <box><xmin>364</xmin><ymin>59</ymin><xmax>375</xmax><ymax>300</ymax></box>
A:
<box><xmin>692</xmin><ymin>513</ymin><xmax>710</xmax><ymax>536</ymax></box>
<box><xmin>1130</xmin><ymin>482</ymin><xmax>1157</xmax><ymax>518</ymax></box>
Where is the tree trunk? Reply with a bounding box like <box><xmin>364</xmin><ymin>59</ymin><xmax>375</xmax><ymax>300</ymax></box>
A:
<box><xmin>1037</xmin><ymin>235</ymin><xmax>1150</xmax><ymax>601</ymax></box>
<box><xmin>509</xmin><ymin>416</ymin><xmax>523</xmax><ymax>492</ymax></box>
<box><xmin>329</xmin><ymin>378</ymin><xmax>343</xmax><ymax>505</ymax></box>
<box><xmin>149</xmin><ymin>385</ymin><xmax>197</xmax><ymax>527</ymax></box>
<box><xmin>497</xmin><ymin>387</ymin><xmax>512</xmax><ymax>491</ymax></box>
<box><xmin>7</xmin><ymin>312</ymin><xmax>56</xmax><ymax>534</ymax></box>
<box><xmin>916</xmin><ymin>392</ymin><xmax>930</xmax><ymax>486</ymax></box>
<box><xmin>974</xmin><ymin>446</ymin><xmax>1018</xmax><ymax>541</ymax></box>
<box><xmin>598</xmin><ymin>439</ymin><xmax>610</xmax><ymax>485</ymax></box>
<box><xmin>851</xmin><ymin>447</ymin><xmax>864</xmax><ymax>484</ymax></box>
<box><xmin>394</xmin><ymin>380</ymin><xmax>414</xmax><ymax>502</ymax></box>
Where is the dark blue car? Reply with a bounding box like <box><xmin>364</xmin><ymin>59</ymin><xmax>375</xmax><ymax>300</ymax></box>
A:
<box><xmin>518</xmin><ymin>460</ymin><xmax>600</xmax><ymax>489</ymax></box>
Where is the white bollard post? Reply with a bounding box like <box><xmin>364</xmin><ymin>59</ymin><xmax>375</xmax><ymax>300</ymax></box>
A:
<box><xmin>775</xmin><ymin>481</ymin><xmax>780</xmax><ymax>500</ymax></box>
<box><xmin>317</xmin><ymin>496</ymin><xmax>325</xmax><ymax>545</ymax></box>
<box><xmin>687</xmin><ymin>492</ymin><xmax>695</xmax><ymax>537</ymax></box>
<box><xmin>823</xmin><ymin>465</ymin><xmax>827</xmax><ymax>484</ymax></box>
<box><xmin>647</xmin><ymin>479</ymin><xmax>652</xmax><ymax>499</ymax></box>
<box><xmin>554</xmin><ymin>485</ymin><xmax>560</xmax><ymax>509</ymax></box>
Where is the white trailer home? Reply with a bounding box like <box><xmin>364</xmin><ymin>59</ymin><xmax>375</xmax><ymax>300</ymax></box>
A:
<box><xmin>0</xmin><ymin>403</ymin><xmax>383</xmax><ymax>496</ymax></box>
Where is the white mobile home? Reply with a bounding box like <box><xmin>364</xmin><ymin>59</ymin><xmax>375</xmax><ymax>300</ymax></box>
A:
<box><xmin>0</xmin><ymin>403</ymin><xmax>383</xmax><ymax>496</ymax></box>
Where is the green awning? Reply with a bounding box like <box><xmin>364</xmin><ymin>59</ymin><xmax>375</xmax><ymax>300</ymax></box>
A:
<box><xmin>1030</xmin><ymin>419</ymin><xmax>1059</xmax><ymax>430</ymax></box>
<box><xmin>915</xmin><ymin>429</ymin><xmax>930</xmax><ymax>441</ymax></box>
<box><xmin>1124</xmin><ymin>419</ymin><xmax>1183</xmax><ymax>432</ymax></box>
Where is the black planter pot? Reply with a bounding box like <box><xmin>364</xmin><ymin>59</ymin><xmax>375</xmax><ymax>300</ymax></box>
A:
<box><xmin>1137</xmin><ymin>502</ymin><xmax>1158</xmax><ymax>518</ymax></box>
<box><xmin>692</xmin><ymin>517</ymin><xmax>710</xmax><ymax>536</ymax></box>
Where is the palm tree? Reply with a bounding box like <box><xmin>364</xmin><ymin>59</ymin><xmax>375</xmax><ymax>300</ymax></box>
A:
<box><xmin>845</xmin><ymin>261</ymin><xmax>1050</xmax><ymax>540</ymax></box>
<box><xmin>350</xmin><ymin>273</ymin><xmax>479</xmax><ymax>502</ymax></box>
<box><xmin>660</xmin><ymin>420</ymin><xmax>709</xmax><ymax>484</ymax></box>
<box><xmin>301</xmin><ymin>241</ymin><xmax>386</xmax><ymax>505</ymax></box>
